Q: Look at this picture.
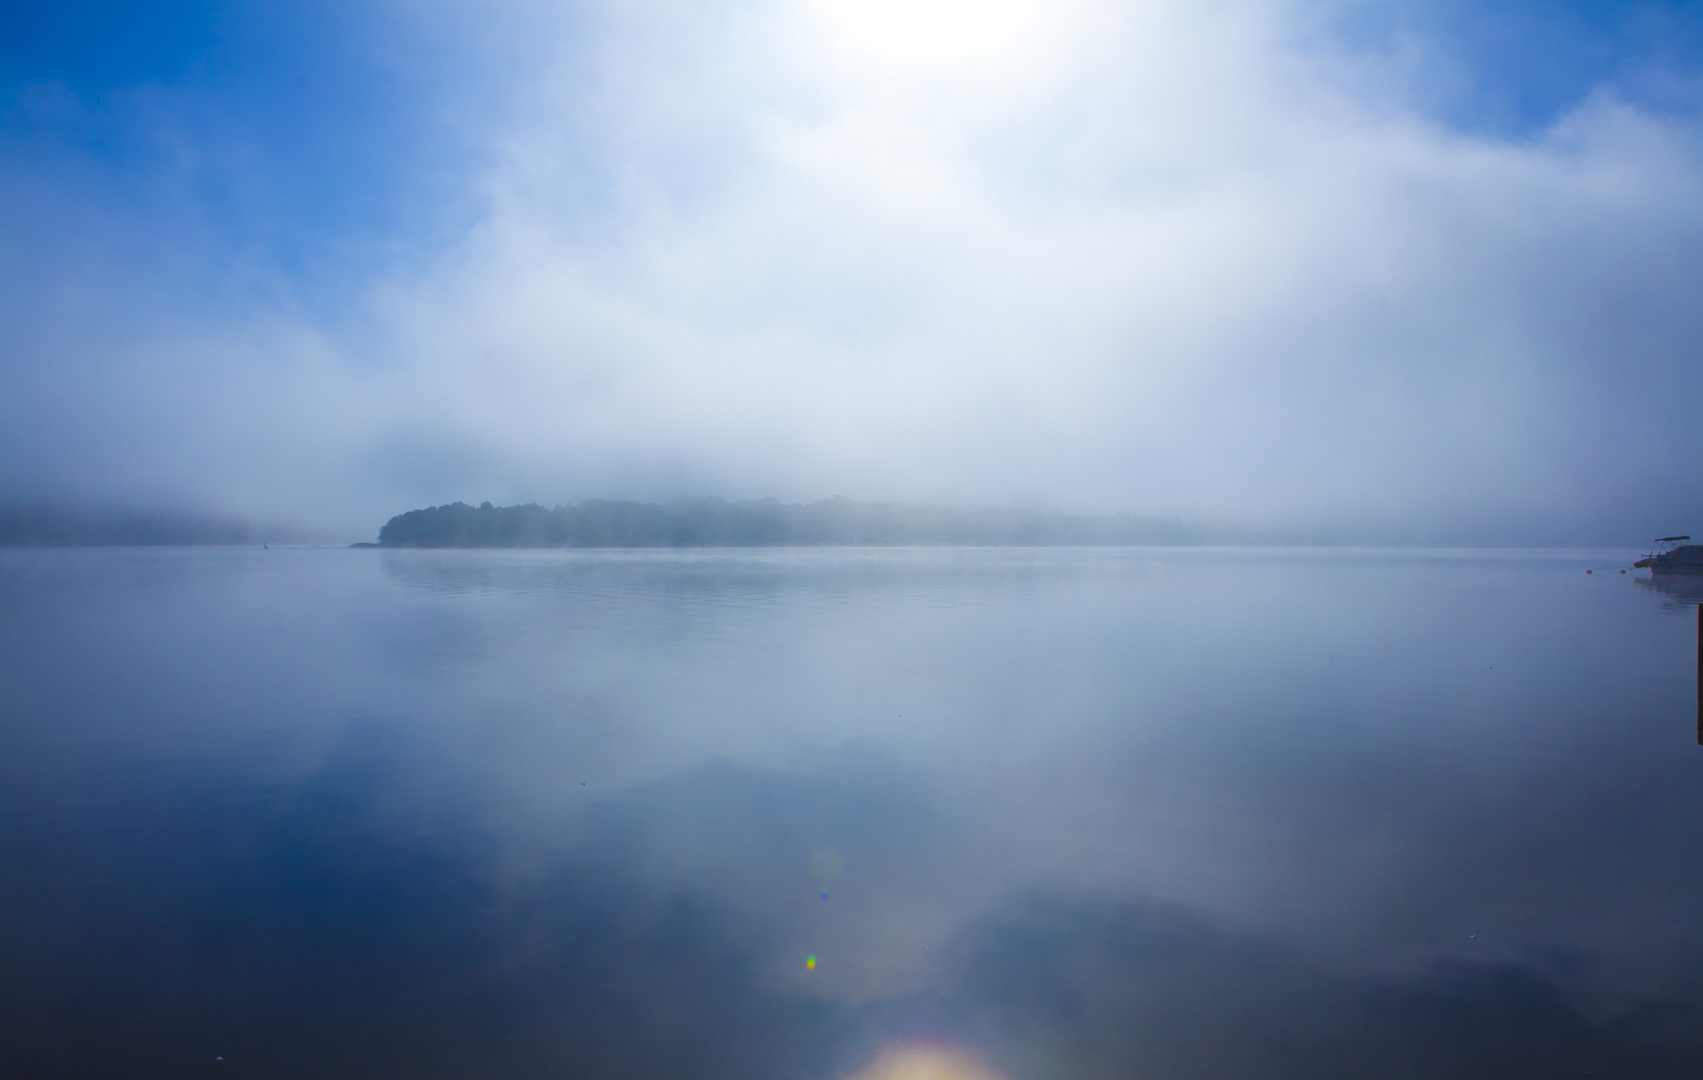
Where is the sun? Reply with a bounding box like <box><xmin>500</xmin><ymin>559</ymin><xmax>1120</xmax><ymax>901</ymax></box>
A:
<box><xmin>813</xmin><ymin>0</ymin><xmax>1046</xmax><ymax>66</ymax></box>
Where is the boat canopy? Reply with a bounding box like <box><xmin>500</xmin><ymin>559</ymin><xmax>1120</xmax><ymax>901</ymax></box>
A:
<box><xmin>1656</xmin><ymin>536</ymin><xmax>1691</xmax><ymax>543</ymax></box>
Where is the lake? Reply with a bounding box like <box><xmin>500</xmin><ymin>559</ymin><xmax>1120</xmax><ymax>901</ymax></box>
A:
<box><xmin>3</xmin><ymin>547</ymin><xmax>1701</xmax><ymax>1079</ymax></box>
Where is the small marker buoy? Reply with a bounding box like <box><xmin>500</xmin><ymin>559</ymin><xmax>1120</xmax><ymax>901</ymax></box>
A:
<box><xmin>1621</xmin><ymin>569</ymin><xmax>1626</xmax><ymax>574</ymax></box>
<box><xmin>1586</xmin><ymin>570</ymin><xmax>1592</xmax><ymax>574</ymax></box>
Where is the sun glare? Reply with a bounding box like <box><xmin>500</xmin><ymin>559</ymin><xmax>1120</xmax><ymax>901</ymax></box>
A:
<box><xmin>814</xmin><ymin>0</ymin><xmax>1045</xmax><ymax>65</ymax></box>
<box><xmin>846</xmin><ymin>1047</ymin><xmax>1010</xmax><ymax>1080</ymax></box>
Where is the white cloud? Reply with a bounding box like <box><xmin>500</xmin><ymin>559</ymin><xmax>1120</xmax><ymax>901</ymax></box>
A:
<box><xmin>6</xmin><ymin>0</ymin><xmax>1703</xmax><ymax>539</ymax></box>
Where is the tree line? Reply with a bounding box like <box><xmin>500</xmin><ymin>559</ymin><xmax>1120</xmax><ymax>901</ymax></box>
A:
<box><xmin>372</xmin><ymin>497</ymin><xmax>1204</xmax><ymax>548</ymax></box>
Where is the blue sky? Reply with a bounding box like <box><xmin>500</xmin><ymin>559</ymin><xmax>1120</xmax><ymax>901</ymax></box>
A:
<box><xmin>1</xmin><ymin>1</ymin><xmax>482</xmax><ymax>298</ymax></box>
<box><xmin>3</xmin><ymin>0</ymin><xmax>1703</xmax><ymax>540</ymax></box>
<box><xmin>1328</xmin><ymin>1</ymin><xmax>1703</xmax><ymax>129</ymax></box>
<box><xmin>8</xmin><ymin>2</ymin><xmax>1698</xmax><ymax>271</ymax></box>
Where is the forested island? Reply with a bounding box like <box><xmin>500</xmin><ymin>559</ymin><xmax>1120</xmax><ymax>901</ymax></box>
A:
<box><xmin>370</xmin><ymin>497</ymin><xmax>1204</xmax><ymax>548</ymax></box>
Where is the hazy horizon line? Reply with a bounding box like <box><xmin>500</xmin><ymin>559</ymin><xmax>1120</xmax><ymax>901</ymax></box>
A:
<box><xmin>0</xmin><ymin>497</ymin><xmax>1678</xmax><ymax>551</ymax></box>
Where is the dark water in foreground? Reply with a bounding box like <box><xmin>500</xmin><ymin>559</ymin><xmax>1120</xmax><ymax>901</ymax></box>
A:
<box><xmin>3</xmin><ymin>547</ymin><xmax>1702</xmax><ymax>1079</ymax></box>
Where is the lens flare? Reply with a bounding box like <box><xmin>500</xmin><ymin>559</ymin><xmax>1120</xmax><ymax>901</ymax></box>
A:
<box><xmin>806</xmin><ymin>954</ymin><xmax>817</xmax><ymax>969</ymax></box>
<box><xmin>809</xmin><ymin>848</ymin><xmax>844</xmax><ymax>882</ymax></box>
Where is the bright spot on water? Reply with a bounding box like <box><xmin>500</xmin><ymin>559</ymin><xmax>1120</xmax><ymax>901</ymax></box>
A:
<box><xmin>846</xmin><ymin>1047</ymin><xmax>1008</xmax><ymax>1080</ymax></box>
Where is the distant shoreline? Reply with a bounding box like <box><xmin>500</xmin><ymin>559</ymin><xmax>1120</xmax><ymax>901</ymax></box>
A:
<box><xmin>362</xmin><ymin>498</ymin><xmax>1206</xmax><ymax>549</ymax></box>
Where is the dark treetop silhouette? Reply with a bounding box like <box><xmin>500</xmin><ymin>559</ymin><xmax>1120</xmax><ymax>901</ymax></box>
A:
<box><xmin>369</xmin><ymin>498</ymin><xmax>1204</xmax><ymax>548</ymax></box>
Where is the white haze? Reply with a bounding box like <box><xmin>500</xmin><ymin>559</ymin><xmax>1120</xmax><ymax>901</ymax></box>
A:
<box><xmin>3</xmin><ymin>0</ymin><xmax>1702</xmax><ymax>542</ymax></box>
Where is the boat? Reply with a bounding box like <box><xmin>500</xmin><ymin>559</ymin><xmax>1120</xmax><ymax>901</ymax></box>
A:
<box><xmin>1633</xmin><ymin>536</ymin><xmax>1703</xmax><ymax>575</ymax></box>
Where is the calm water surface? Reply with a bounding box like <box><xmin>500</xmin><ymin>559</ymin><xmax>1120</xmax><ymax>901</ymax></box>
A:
<box><xmin>3</xmin><ymin>547</ymin><xmax>1701</xmax><ymax>1078</ymax></box>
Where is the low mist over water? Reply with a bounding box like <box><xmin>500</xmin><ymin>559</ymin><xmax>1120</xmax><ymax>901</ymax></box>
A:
<box><xmin>4</xmin><ymin>547</ymin><xmax>1702</xmax><ymax>1078</ymax></box>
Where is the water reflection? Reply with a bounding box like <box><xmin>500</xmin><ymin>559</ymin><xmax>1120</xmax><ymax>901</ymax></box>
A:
<box><xmin>1635</xmin><ymin>571</ymin><xmax>1703</xmax><ymax>608</ymax></box>
<box><xmin>3</xmin><ymin>548</ymin><xmax>1703</xmax><ymax>1077</ymax></box>
<box><xmin>6</xmin><ymin>745</ymin><xmax>1701</xmax><ymax>1079</ymax></box>
<box><xmin>1634</xmin><ymin>573</ymin><xmax>1703</xmax><ymax>743</ymax></box>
